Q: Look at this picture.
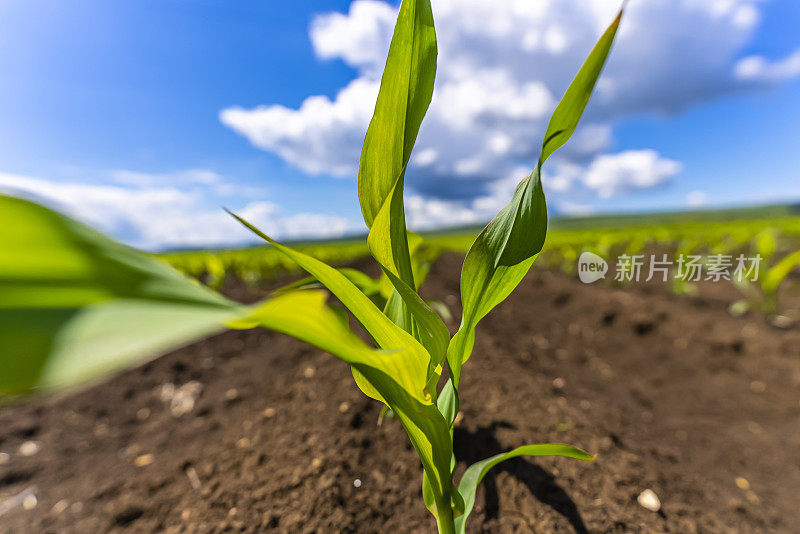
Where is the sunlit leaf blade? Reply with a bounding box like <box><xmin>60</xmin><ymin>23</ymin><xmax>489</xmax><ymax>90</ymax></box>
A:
<box><xmin>228</xmin><ymin>210</ymin><xmax>426</xmax><ymax>354</ymax></box>
<box><xmin>0</xmin><ymin>195</ymin><xmax>242</xmax><ymax>396</ymax></box>
<box><xmin>358</xmin><ymin>0</ymin><xmax>436</xmax><ymax>228</ymax></box>
<box><xmin>228</xmin><ymin>210</ymin><xmax>461</xmax><ymax>523</ymax></box>
<box><xmin>378</xmin><ymin>233</ymin><xmax>440</xmax><ymax>332</ymax></box>
<box><xmin>448</xmin><ymin>8</ymin><xmax>623</xmax><ymax>393</ymax></box>
<box><xmin>244</xmin><ymin>287</ymin><xmax>456</xmax><ymax>518</ymax></box>
<box><xmin>763</xmin><ymin>250</ymin><xmax>800</xmax><ymax>294</ymax></box>
<box><xmin>226</xmin><ymin>210</ymin><xmax>442</xmax><ymax>398</ymax></box>
<box><xmin>370</xmin><ymin>177</ymin><xmax>417</xmax><ymax>332</ymax></box>
<box><xmin>377</xmin><ymin>232</ymin><xmax>432</xmax><ymax>298</ymax></box>
<box><xmin>237</xmin><ymin>290</ymin><xmax>429</xmax><ymax>404</ymax></box>
<box><xmin>243</xmin><ymin>288</ymin><xmax>458</xmax><ymax>523</ymax></box>
<box><xmin>411</xmin><ymin>241</ymin><xmax>443</xmax><ymax>290</ymax></box>
<box><xmin>436</xmin><ymin>378</ymin><xmax>459</xmax><ymax>426</ymax></box>
<box><xmin>369</xmin><ymin>181</ymin><xmax>450</xmax><ymax>375</ymax></box>
<box><xmin>358</xmin><ymin>0</ymin><xmax>439</xmax><ymax>360</ymax></box>
<box><xmin>273</xmin><ymin>268</ymin><xmax>382</xmax><ymax>298</ymax></box>
<box><xmin>540</xmin><ymin>10</ymin><xmax>623</xmax><ymax>164</ymax></box>
<box><xmin>454</xmin><ymin>444</ymin><xmax>594</xmax><ymax>533</ymax></box>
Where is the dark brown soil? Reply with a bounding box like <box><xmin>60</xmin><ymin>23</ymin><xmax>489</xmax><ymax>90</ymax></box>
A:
<box><xmin>2</xmin><ymin>254</ymin><xmax>799</xmax><ymax>533</ymax></box>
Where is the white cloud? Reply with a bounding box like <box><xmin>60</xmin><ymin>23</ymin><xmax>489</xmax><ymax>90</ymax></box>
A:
<box><xmin>220</xmin><ymin>78</ymin><xmax>378</xmax><ymax>177</ymax></box>
<box><xmin>735</xmin><ymin>49</ymin><xmax>800</xmax><ymax>84</ymax></box>
<box><xmin>557</xmin><ymin>201</ymin><xmax>594</xmax><ymax>217</ymax></box>
<box><xmin>108</xmin><ymin>168</ymin><xmax>267</xmax><ymax>198</ymax></box>
<box><xmin>405</xmin><ymin>194</ymin><xmax>485</xmax><ymax>230</ymax></box>
<box><xmin>220</xmin><ymin>0</ymin><xmax>799</xmax><ymax>208</ymax></box>
<box><xmin>581</xmin><ymin>150</ymin><xmax>683</xmax><ymax>198</ymax></box>
<box><xmin>111</xmin><ymin>169</ymin><xmax>221</xmax><ymax>187</ymax></box>
<box><xmin>686</xmin><ymin>190</ymin><xmax>709</xmax><ymax>207</ymax></box>
<box><xmin>404</xmin><ymin>150</ymin><xmax>681</xmax><ymax>229</ymax></box>
<box><xmin>310</xmin><ymin>0</ymin><xmax>396</xmax><ymax>71</ymax></box>
<box><xmin>0</xmin><ymin>171</ymin><xmax>353</xmax><ymax>250</ymax></box>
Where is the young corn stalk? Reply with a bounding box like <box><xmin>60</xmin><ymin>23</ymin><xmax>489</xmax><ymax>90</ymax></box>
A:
<box><xmin>731</xmin><ymin>230</ymin><xmax>800</xmax><ymax>323</ymax></box>
<box><xmin>0</xmin><ymin>2</ymin><xmax>624</xmax><ymax>530</ymax></box>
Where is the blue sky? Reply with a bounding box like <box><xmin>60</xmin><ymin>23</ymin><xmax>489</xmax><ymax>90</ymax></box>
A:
<box><xmin>0</xmin><ymin>0</ymin><xmax>799</xmax><ymax>249</ymax></box>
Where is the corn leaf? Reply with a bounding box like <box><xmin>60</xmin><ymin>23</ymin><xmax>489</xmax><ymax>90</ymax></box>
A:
<box><xmin>358</xmin><ymin>0</ymin><xmax>436</xmax><ymax>228</ymax></box>
<box><xmin>369</xmin><ymin>180</ymin><xmax>450</xmax><ymax>375</ymax></box>
<box><xmin>234</xmin><ymin>290</ymin><xmax>430</xmax><ymax>405</ymax></box>
<box><xmin>763</xmin><ymin>250</ymin><xmax>800</xmax><ymax>294</ymax></box>
<box><xmin>0</xmin><ymin>195</ymin><xmax>242</xmax><ymax>396</ymax></box>
<box><xmin>358</xmin><ymin>0</ymin><xmax>442</xmax><ymax>359</ymax></box>
<box><xmin>228</xmin><ymin>209</ymin><xmax>463</xmax><ymax>522</ymax></box>
<box><xmin>454</xmin><ymin>444</ymin><xmax>594</xmax><ymax>533</ymax></box>
<box><xmin>227</xmin><ymin>210</ymin><xmax>431</xmax><ymax>366</ymax></box>
<box><xmin>273</xmin><ymin>268</ymin><xmax>382</xmax><ymax>298</ymax></box>
<box><xmin>448</xmin><ymin>9</ymin><xmax>623</xmax><ymax>392</ymax></box>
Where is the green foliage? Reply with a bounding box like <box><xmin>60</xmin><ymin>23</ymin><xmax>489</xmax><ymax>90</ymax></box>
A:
<box><xmin>229</xmin><ymin>3</ymin><xmax>624</xmax><ymax>530</ymax></box>
<box><xmin>454</xmin><ymin>444</ymin><xmax>593</xmax><ymax>534</ymax></box>
<box><xmin>448</xmin><ymin>11</ymin><xmax>621</xmax><ymax>390</ymax></box>
<box><xmin>733</xmin><ymin>249</ymin><xmax>800</xmax><ymax>318</ymax></box>
<box><xmin>0</xmin><ymin>2</ymin><xmax>626</xmax><ymax>531</ymax></box>
<box><xmin>0</xmin><ymin>195</ymin><xmax>241</xmax><ymax>397</ymax></box>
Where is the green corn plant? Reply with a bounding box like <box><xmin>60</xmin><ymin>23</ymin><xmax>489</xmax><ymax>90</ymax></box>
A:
<box><xmin>731</xmin><ymin>230</ymin><xmax>800</xmax><ymax>320</ymax></box>
<box><xmin>0</xmin><ymin>2</ymin><xmax>624</xmax><ymax>531</ymax></box>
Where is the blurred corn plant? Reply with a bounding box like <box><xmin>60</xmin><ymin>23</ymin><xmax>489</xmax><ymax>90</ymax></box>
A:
<box><xmin>731</xmin><ymin>230</ymin><xmax>800</xmax><ymax>323</ymax></box>
<box><xmin>0</xmin><ymin>1</ymin><xmax>624</xmax><ymax>531</ymax></box>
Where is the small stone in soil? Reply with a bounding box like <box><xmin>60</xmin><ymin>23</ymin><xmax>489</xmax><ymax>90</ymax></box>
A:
<box><xmin>19</xmin><ymin>441</ymin><xmax>40</xmax><ymax>457</ymax></box>
<box><xmin>52</xmin><ymin>500</ymin><xmax>69</xmax><ymax>514</ymax></box>
<box><xmin>637</xmin><ymin>489</ymin><xmax>661</xmax><ymax>512</ymax></box>
<box><xmin>771</xmin><ymin>315</ymin><xmax>794</xmax><ymax>329</ymax></box>
<box><xmin>0</xmin><ymin>452</ymin><xmax>9</xmax><ymax>465</ymax></box>
<box><xmin>22</xmin><ymin>494</ymin><xmax>37</xmax><ymax>510</ymax></box>
<box><xmin>338</xmin><ymin>402</ymin><xmax>350</xmax><ymax>413</ymax></box>
<box><xmin>353</xmin><ymin>479</ymin><xmax>362</xmax><ymax>488</ymax></box>
<box><xmin>134</xmin><ymin>453</ymin><xmax>154</xmax><ymax>467</ymax></box>
<box><xmin>185</xmin><ymin>467</ymin><xmax>202</xmax><ymax>490</ymax></box>
<box><xmin>303</xmin><ymin>366</ymin><xmax>316</xmax><ymax>378</ymax></box>
<box><xmin>262</xmin><ymin>407</ymin><xmax>276</xmax><ymax>418</ymax></box>
<box><xmin>735</xmin><ymin>477</ymin><xmax>750</xmax><ymax>490</ymax></box>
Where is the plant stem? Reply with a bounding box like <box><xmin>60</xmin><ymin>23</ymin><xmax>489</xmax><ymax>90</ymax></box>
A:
<box><xmin>436</xmin><ymin>515</ymin><xmax>455</xmax><ymax>534</ymax></box>
<box><xmin>435</xmin><ymin>497</ymin><xmax>456</xmax><ymax>534</ymax></box>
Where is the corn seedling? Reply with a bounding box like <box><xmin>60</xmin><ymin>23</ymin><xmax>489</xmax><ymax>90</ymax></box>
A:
<box><xmin>731</xmin><ymin>231</ymin><xmax>800</xmax><ymax>322</ymax></box>
<box><xmin>0</xmin><ymin>2</ymin><xmax>624</xmax><ymax>531</ymax></box>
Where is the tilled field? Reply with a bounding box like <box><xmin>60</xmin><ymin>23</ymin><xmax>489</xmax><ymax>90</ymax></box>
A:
<box><xmin>1</xmin><ymin>254</ymin><xmax>799</xmax><ymax>533</ymax></box>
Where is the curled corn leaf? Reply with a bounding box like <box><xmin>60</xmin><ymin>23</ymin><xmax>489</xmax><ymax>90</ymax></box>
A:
<box><xmin>454</xmin><ymin>444</ymin><xmax>594</xmax><ymax>533</ymax></box>
<box><xmin>448</xmin><ymin>9</ymin><xmax>624</xmax><ymax>392</ymax></box>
